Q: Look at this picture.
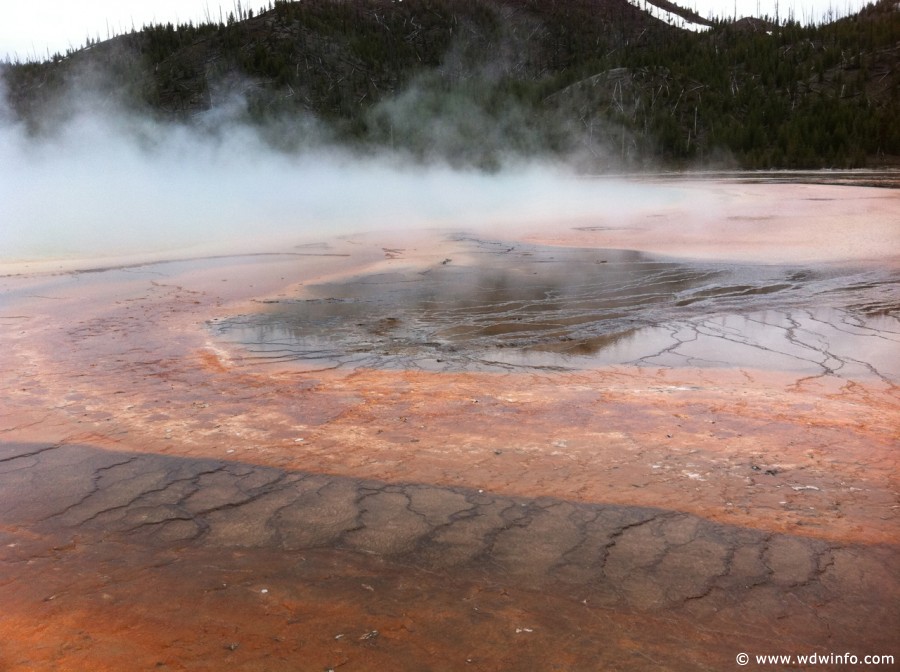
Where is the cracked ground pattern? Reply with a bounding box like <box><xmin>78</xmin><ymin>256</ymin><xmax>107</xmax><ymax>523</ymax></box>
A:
<box><xmin>1</xmin><ymin>202</ymin><xmax>899</xmax><ymax>670</ymax></box>
<box><xmin>1</xmin><ymin>441</ymin><xmax>897</xmax><ymax>671</ymax></box>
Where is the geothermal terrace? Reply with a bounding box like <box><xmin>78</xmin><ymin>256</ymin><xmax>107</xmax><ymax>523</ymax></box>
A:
<box><xmin>0</xmin><ymin>178</ymin><xmax>897</xmax><ymax>670</ymax></box>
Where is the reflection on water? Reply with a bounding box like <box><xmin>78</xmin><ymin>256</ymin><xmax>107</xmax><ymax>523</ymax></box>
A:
<box><xmin>213</xmin><ymin>237</ymin><xmax>900</xmax><ymax>380</ymax></box>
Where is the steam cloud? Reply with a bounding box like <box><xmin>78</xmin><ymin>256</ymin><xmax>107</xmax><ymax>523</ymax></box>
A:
<box><xmin>0</xmin><ymin>67</ymin><xmax>685</xmax><ymax>271</ymax></box>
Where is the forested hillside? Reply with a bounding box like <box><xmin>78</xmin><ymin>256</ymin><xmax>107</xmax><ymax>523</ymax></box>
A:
<box><xmin>2</xmin><ymin>0</ymin><xmax>898</xmax><ymax>170</ymax></box>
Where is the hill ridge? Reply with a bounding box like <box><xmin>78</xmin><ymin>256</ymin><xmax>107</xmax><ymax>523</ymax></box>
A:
<box><xmin>2</xmin><ymin>0</ymin><xmax>898</xmax><ymax>169</ymax></box>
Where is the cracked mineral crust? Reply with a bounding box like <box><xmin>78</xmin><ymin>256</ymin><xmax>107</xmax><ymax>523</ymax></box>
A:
<box><xmin>0</xmin><ymin>179</ymin><xmax>897</xmax><ymax>670</ymax></box>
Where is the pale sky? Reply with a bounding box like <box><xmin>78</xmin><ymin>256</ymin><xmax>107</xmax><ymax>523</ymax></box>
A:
<box><xmin>0</xmin><ymin>0</ymin><xmax>877</xmax><ymax>63</ymax></box>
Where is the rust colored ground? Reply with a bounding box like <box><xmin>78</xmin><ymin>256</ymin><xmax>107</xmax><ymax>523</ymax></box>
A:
<box><xmin>0</xmin><ymin>180</ymin><xmax>898</xmax><ymax>670</ymax></box>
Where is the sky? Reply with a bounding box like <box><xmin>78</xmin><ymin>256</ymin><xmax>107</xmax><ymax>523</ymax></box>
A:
<box><xmin>0</xmin><ymin>0</ymin><xmax>878</xmax><ymax>62</ymax></box>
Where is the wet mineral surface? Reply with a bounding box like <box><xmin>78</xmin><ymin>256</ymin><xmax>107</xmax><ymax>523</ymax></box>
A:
<box><xmin>1</xmin><ymin>441</ymin><xmax>896</xmax><ymax>670</ymax></box>
<box><xmin>0</xmin><ymin>180</ymin><xmax>898</xmax><ymax>670</ymax></box>
<box><xmin>213</xmin><ymin>236</ymin><xmax>899</xmax><ymax>377</ymax></box>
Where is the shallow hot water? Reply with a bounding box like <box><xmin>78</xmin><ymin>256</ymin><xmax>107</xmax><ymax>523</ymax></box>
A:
<box><xmin>213</xmin><ymin>236</ymin><xmax>900</xmax><ymax>380</ymax></box>
<box><xmin>2</xmin><ymin>186</ymin><xmax>898</xmax><ymax>669</ymax></box>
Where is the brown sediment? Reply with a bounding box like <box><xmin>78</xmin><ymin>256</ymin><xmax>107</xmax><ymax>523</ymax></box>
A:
<box><xmin>0</xmin><ymin>181</ymin><xmax>898</xmax><ymax>669</ymax></box>
<box><xmin>1</xmin><ymin>441</ymin><xmax>897</xmax><ymax>671</ymax></box>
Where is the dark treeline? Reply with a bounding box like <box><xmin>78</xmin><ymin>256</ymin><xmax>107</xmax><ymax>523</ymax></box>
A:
<box><xmin>2</xmin><ymin>0</ymin><xmax>898</xmax><ymax>170</ymax></box>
